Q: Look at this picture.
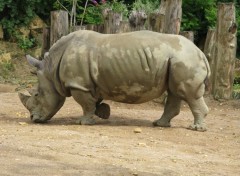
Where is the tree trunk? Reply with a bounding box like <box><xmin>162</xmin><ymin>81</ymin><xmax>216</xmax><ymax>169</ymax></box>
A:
<box><xmin>129</xmin><ymin>10</ymin><xmax>147</xmax><ymax>31</ymax></box>
<box><xmin>204</xmin><ymin>28</ymin><xmax>216</xmax><ymax>92</ymax></box>
<box><xmin>104</xmin><ymin>10</ymin><xmax>122</xmax><ymax>34</ymax></box>
<box><xmin>146</xmin><ymin>13</ymin><xmax>165</xmax><ymax>33</ymax></box>
<box><xmin>212</xmin><ymin>3</ymin><xmax>237</xmax><ymax>100</ymax></box>
<box><xmin>153</xmin><ymin>0</ymin><xmax>182</xmax><ymax>104</ymax></box>
<box><xmin>118</xmin><ymin>21</ymin><xmax>131</xmax><ymax>33</ymax></box>
<box><xmin>180</xmin><ymin>31</ymin><xmax>194</xmax><ymax>42</ymax></box>
<box><xmin>41</xmin><ymin>27</ymin><xmax>50</xmax><ymax>59</ymax></box>
<box><xmin>159</xmin><ymin>0</ymin><xmax>182</xmax><ymax>34</ymax></box>
<box><xmin>50</xmin><ymin>10</ymin><xmax>69</xmax><ymax>46</ymax></box>
<box><xmin>0</xmin><ymin>25</ymin><xmax>3</xmax><ymax>39</ymax></box>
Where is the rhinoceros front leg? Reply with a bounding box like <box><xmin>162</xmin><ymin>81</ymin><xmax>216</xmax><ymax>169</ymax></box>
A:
<box><xmin>153</xmin><ymin>91</ymin><xmax>181</xmax><ymax>127</ymax></box>
<box><xmin>71</xmin><ymin>90</ymin><xmax>97</xmax><ymax>125</ymax></box>
<box><xmin>187</xmin><ymin>96</ymin><xmax>208</xmax><ymax>132</ymax></box>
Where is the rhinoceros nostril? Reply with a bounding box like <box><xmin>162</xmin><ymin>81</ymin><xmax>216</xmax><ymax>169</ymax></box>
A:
<box><xmin>30</xmin><ymin>114</ymin><xmax>34</xmax><ymax>120</ymax></box>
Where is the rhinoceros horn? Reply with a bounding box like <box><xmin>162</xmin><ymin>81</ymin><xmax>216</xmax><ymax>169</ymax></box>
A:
<box><xmin>26</xmin><ymin>55</ymin><xmax>43</xmax><ymax>69</ymax></box>
<box><xmin>18</xmin><ymin>92</ymin><xmax>30</xmax><ymax>108</ymax></box>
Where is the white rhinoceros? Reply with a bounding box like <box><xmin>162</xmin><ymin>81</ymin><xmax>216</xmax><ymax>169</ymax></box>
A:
<box><xmin>19</xmin><ymin>30</ymin><xmax>210</xmax><ymax>131</ymax></box>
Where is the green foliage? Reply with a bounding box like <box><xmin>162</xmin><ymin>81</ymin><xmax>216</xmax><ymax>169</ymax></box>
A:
<box><xmin>0</xmin><ymin>0</ymin><xmax>55</xmax><ymax>39</ymax></box>
<box><xmin>0</xmin><ymin>60</ymin><xmax>15</xmax><ymax>78</ymax></box>
<box><xmin>53</xmin><ymin>0</ymin><xmax>77</xmax><ymax>11</ymax></box>
<box><xmin>54</xmin><ymin>0</ymin><xmax>128</xmax><ymax>25</ymax></box>
<box><xmin>233</xmin><ymin>83</ymin><xmax>240</xmax><ymax>89</ymax></box>
<box><xmin>182</xmin><ymin>0</ymin><xmax>217</xmax><ymax>44</ymax></box>
<box><xmin>0</xmin><ymin>0</ymin><xmax>36</xmax><ymax>39</ymax></box>
<box><xmin>182</xmin><ymin>0</ymin><xmax>240</xmax><ymax>56</ymax></box>
<box><xmin>83</xmin><ymin>4</ymin><xmax>104</xmax><ymax>24</ymax></box>
<box><xmin>132</xmin><ymin>0</ymin><xmax>159</xmax><ymax>14</ymax></box>
<box><xmin>110</xmin><ymin>0</ymin><xmax>128</xmax><ymax>16</ymax></box>
<box><xmin>83</xmin><ymin>0</ymin><xmax>128</xmax><ymax>24</ymax></box>
<box><xmin>235</xmin><ymin>2</ymin><xmax>240</xmax><ymax>57</ymax></box>
<box><xmin>16</xmin><ymin>35</ymin><xmax>36</xmax><ymax>51</ymax></box>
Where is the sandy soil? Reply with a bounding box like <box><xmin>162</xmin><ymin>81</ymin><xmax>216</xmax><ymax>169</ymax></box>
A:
<box><xmin>0</xmin><ymin>84</ymin><xmax>239</xmax><ymax>176</ymax></box>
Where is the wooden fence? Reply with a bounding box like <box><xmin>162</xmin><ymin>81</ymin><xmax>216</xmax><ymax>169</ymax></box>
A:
<box><xmin>42</xmin><ymin>2</ymin><xmax>237</xmax><ymax>100</ymax></box>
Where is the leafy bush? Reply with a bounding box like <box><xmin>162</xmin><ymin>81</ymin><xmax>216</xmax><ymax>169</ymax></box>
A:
<box><xmin>16</xmin><ymin>35</ymin><xmax>36</xmax><ymax>51</ymax></box>
<box><xmin>132</xmin><ymin>0</ymin><xmax>159</xmax><ymax>14</ymax></box>
<box><xmin>82</xmin><ymin>0</ymin><xmax>129</xmax><ymax>24</ymax></box>
<box><xmin>181</xmin><ymin>0</ymin><xmax>217</xmax><ymax>44</ymax></box>
<box><xmin>0</xmin><ymin>60</ymin><xmax>15</xmax><ymax>78</ymax></box>
<box><xmin>0</xmin><ymin>0</ymin><xmax>55</xmax><ymax>39</ymax></box>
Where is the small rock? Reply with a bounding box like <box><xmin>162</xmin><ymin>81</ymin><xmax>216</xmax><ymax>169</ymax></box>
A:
<box><xmin>18</xmin><ymin>122</ymin><xmax>28</xmax><ymax>125</ymax></box>
<box><xmin>138</xmin><ymin>142</ymin><xmax>147</xmax><ymax>147</ymax></box>
<box><xmin>134</xmin><ymin>128</ymin><xmax>142</xmax><ymax>133</ymax></box>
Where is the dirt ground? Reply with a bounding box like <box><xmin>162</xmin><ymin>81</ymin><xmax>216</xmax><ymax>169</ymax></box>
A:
<box><xmin>0</xmin><ymin>82</ymin><xmax>240</xmax><ymax>176</ymax></box>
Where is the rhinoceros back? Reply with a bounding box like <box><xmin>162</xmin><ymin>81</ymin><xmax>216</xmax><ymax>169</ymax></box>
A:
<box><xmin>88</xmin><ymin>32</ymin><xmax>172</xmax><ymax>103</ymax></box>
<box><xmin>56</xmin><ymin>30</ymin><xmax>207</xmax><ymax>103</ymax></box>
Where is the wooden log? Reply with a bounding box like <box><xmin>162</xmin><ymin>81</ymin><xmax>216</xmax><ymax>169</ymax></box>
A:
<box><xmin>86</xmin><ymin>24</ymin><xmax>104</xmax><ymax>33</ymax></box>
<box><xmin>41</xmin><ymin>27</ymin><xmax>50</xmax><ymax>59</ymax></box>
<box><xmin>104</xmin><ymin>10</ymin><xmax>122</xmax><ymax>34</ymax></box>
<box><xmin>118</xmin><ymin>21</ymin><xmax>131</xmax><ymax>33</ymax></box>
<box><xmin>159</xmin><ymin>0</ymin><xmax>182</xmax><ymax>34</ymax></box>
<box><xmin>146</xmin><ymin>13</ymin><xmax>165</xmax><ymax>33</ymax></box>
<box><xmin>180</xmin><ymin>31</ymin><xmax>194</xmax><ymax>42</ymax></box>
<box><xmin>203</xmin><ymin>28</ymin><xmax>216</xmax><ymax>93</ymax></box>
<box><xmin>50</xmin><ymin>10</ymin><xmax>69</xmax><ymax>46</ymax></box>
<box><xmin>129</xmin><ymin>10</ymin><xmax>147</xmax><ymax>31</ymax></box>
<box><xmin>212</xmin><ymin>3</ymin><xmax>237</xmax><ymax>100</ymax></box>
<box><xmin>0</xmin><ymin>25</ymin><xmax>3</xmax><ymax>39</ymax></box>
<box><xmin>152</xmin><ymin>0</ymin><xmax>182</xmax><ymax>104</ymax></box>
<box><xmin>73</xmin><ymin>25</ymin><xmax>86</xmax><ymax>31</ymax></box>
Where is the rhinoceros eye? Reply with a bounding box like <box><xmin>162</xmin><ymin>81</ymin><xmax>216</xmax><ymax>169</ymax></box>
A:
<box><xmin>34</xmin><ymin>93</ymin><xmax>39</xmax><ymax>96</ymax></box>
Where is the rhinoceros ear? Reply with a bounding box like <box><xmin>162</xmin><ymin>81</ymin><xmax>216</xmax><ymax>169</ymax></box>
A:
<box><xmin>27</xmin><ymin>88</ymin><xmax>37</xmax><ymax>96</ymax></box>
<box><xmin>18</xmin><ymin>92</ymin><xmax>30</xmax><ymax>108</ymax></box>
<box><xmin>26</xmin><ymin>55</ymin><xmax>43</xmax><ymax>70</ymax></box>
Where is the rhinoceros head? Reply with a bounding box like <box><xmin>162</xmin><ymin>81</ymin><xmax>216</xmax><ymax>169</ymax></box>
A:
<box><xmin>18</xmin><ymin>54</ymin><xmax>65</xmax><ymax>123</ymax></box>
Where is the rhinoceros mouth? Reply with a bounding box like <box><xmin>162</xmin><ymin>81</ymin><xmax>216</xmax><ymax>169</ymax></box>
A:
<box><xmin>30</xmin><ymin>113</ymin><xmax>48</xmax><ymax>123</ymax></box>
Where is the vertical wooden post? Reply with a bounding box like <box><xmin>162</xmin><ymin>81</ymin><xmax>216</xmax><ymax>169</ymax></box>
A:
<box><xmin>159</xmin><ymin>0</ymin><xmax>182</xmax><ymax>34</ymax></box>
<box><xmin>204</xmin><ymin>28</ymin><xmax>216</xmax><ymax>92</ymax></box>
<box><xmin>118</xmin><ymin>21</ymin><xmax>131</xmax><ymax>33</ymax></box>
<box><xmin>154</xmin><ymin>0</ymin><xmax>182</xmax><ymax>104</ymax></box>
<box><xmin>180</xmin><ymin>31</ymin><xmax>194</xmax><ymax>42</ymax></box>
<box><xmin>104</xmin><ymin>10</ymin><xmax>122</xmax><ymax>34</ymax></box>
<box><xmin>0</xmin><ymin>25</ymin><xmax>3</xmax><ymax>39</ymax></box>
<box><xmin>50</xmin><ymin>10</ymin><xmax>69</xmax><ymax>46</ymax></box>
<box><xmin>129</xmin><ymin>11</ymin><xmax>147</xmax><ymax>31</ymax></box>
<box><xmin>212</xmin><ymin>3</ymin><xmax>237</xmax><ymax>99</ymax></box>
<box><xmin>41</xmin><ymin>27</ymin><xmax>50</xmax><ymax>58</ymax></box>
<box><xmin>146</xmin><ymin>13</ymin><xmax>165</xmax><ymax>33</ymax></box>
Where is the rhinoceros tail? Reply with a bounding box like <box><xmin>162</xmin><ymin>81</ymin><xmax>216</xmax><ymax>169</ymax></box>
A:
<box><xmin>202</xmin><ymin>53</ymin><xmax>211</xmax><ymax>91</ymax></box>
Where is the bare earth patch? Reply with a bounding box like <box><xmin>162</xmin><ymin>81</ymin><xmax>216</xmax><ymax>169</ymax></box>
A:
<box><xmin>0</xmin><ymin>84</ymin><xmax>240</xmax><ymax>176</ymax></box>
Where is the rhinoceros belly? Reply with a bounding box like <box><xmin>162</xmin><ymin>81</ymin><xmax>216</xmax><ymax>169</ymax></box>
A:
<box><xmin>94</xmin><ymin>50</ymin><xmax>168</xmax><ymax>103</ymax></box>
<box><xmin>100</xmin><ymin>82</ymin><xmax>166</xmax><ymax>104</ymax></box>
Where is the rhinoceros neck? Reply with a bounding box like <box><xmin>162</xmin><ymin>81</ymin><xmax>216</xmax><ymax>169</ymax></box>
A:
<box><xmin>42</xmin><ymin>33</ymin><xmax>78</xmax><ymax>97</ymax></box>
<box><xmin>43</xmin><ymin>53</ymin><xmax>69</xmax><ymax>97</ymax></box>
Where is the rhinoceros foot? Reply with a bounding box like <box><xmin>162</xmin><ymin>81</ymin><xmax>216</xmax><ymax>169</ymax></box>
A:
<box><xmin>76</xmin><ymin>116</ymin><xmax>96</xmax><ymax>125</ymax></box>
<box><xmin>95</xmin><ymin>103</ymin><xmax>110</xmax><ymax>119</ymax></box>
<box><xmin>188</xmin><ymin>124</ymin><xmax>207</xmax><ymax>132</ymax></box>
<box><xmin>152</xmin><ymin>119</ymin><xmax>171</xmax><ymax>127</ymax></box>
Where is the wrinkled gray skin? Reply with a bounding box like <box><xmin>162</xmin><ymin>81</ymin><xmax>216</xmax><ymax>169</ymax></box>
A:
<box><xmin>19</xmin><ymin>30</ymin><xmax>210</xmax><ymax>131</ymax></box>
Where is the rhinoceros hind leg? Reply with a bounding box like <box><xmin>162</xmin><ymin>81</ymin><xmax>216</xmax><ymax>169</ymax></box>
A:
<box><xmin>95</xmin><ymin>103</ymin><xmax>110</xmax><ymax>119</ymax></box>
<box><xmin>76</xmin><ymin>116</ymin><xmax>96</xmax><ymax>125</ymax></box>
<box><xmin>186</xmin><ymin>96</ymin><xmax>208</xmax><ymax>132</ymax></box>
<box><xmin>71</xmin><ymin>90</ymin><xmax>97</xmax><ymax>125</ymax></box>
<box><xmin>153</xmin><ymin>91</ymin><xmax>181</xmax><ymax>127</ymax></box>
